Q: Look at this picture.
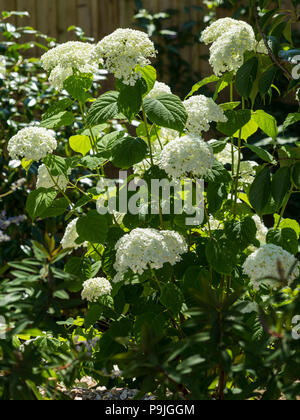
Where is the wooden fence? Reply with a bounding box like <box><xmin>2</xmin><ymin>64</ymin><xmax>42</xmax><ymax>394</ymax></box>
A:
<box><xmin>0</xmin><ymin>0</ymin><xmax>212</xmax><ymax>76</ymax></box>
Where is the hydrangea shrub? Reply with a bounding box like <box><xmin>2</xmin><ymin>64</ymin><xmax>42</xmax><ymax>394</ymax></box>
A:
<box><xmin>2</xmin><ymin>11</ymin><xmax>300</xmax><ymax>400</ymax></box>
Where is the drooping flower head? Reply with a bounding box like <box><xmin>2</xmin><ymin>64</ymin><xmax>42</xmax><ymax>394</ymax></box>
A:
<box><xmin>159</xmin><ymin>134</ymin><xmax>215</xmax><ymax>179</ymax></box>
<box><xmin>36</xmin><ymin>164</ymin><xmax>70</xmax><ymax>191</ymax></box>
<box><xmin>201</xmin><ymin>18</ymin><xmax>256</xmax><ymax>76</ymax></box>
<box><xmin>94</xmin><ymin>28</ymin><xmax>156</xmax><ymax>86</ymax></box>
<box><xmin>81</xmin><ymin>277</ymin><xmax>112</xmax><ymax>303</ymax></box>
<box><xmin>243</xmin><ymin>244</ymin><xmax>299</xmax><ymax>290</ymax></box>
<box><xmin>183</xmin><ymin>95</ymin><xmax>227</xmax><ymax>134</ymax></box>
<box><xmin>61</xmin><ymin>218</ymin><xmax>81</xmax><ymax>250</ymax></box>
<box><xmin>7</xmin><ymin>127</ymin><xmax>57</xmax><ymax>161</ymax></box>
<box><xmin>113</xmin><ymin>228</ymin><xmax>187</xmax><ymax>282</ymax></box>
<box><xmin>41</xmin><ymin>41</ymin><xmax>99</xmax><ymax>90</ymax></box>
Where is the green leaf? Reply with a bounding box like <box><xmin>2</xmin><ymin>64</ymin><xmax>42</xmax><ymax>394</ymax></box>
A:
<box><xmin>249</xmin><ymin>167</ymin><xmax>271</xmax><ymax>215</ymax></box>
<box><xmin>26</xmin><ymin>188</ymin><xmax>57</xmax><ymax>221</ymax></box>
<box><xmin>39</xmin><ymin>198</ymin><xmax>69</xmax><ymax>219</ymax></box>
<box><xmin>80</xmin><ymin>155</ymin><xmax>107</xmax><ymax>170</ymax></box>
<box><xmin>40</xmin><ymin>111</ymin><xmax>74</xmax><ymax>129</ymax></box>
<box><xmin>246</xmin><ymin>144</ymin><xmax>277</xmax><ymax>164</ymax></box>
<box><xmin>225</xmin><ymin>217</ymin><xmax>257</xmax><ymax>250</ymax></box>
<box><xmin>271</xmin><ymin>167</ymin><xmax>291</xmax><ymax>206</ymax></box>
<box><xmin>253</xmin><ymin>110</ymin><xmax>278</xmax><ymax>139</ymax></box>
<box><xmin>205</xmin><ymin>161</ymin><xmax>232</xmax><ymax>184</ymax></box>
<box><xmin>69</xmin><ymin>135</ymin><xmax>92</xmax><ymax>156</ymax></box>
<box><xmin>43</xmin><ymin>98</ymin><xmax>73</xmax><ymax>120</ymax></box>
<box><xmin>185</xmin><ymin>75</ymin><xmax>219</xmax><ymax>100</ymax></box>
<box><xmin>117</xmin><ymin>82</ymin><xmax>143</xmax><ymax>122</ymax></box>
<box><xmin>274</xmin><ymin>215</ymin><xmax>300</xmax><ymax>239</ymax></box>
<box><xmin>217</xmin><ymin>109</ymin><xmax>251</xmax><ymax>137</ymax></box>
<box><xmin>76</xmin><ymin>210</ymin><xmax>108</xmax><ymax>244</ymax></box>
<box><xmin>283</xmin><ymin>113</ymin><xmax>300</xmax><ymax>133</ymax></box>
<box><xmin>136</xmin><ymin>65</ymin><xmax>157</xmax><ymax>96</ymax></box>
<box><xmin>110</xmin><ymin>136</ymin><xmax>148</xmax><ymax>169</ymax></box>
<box><xmin>233</xmin><ymin>114</ymin><xmax>259</xmax><ymax>141</ymax></box>
<box><xmin>85</xmin><ymin>304</ymin><xmax>103</xmax><ymax>328</ymax></box>
<box><xmin>205</xmin><ymin>238</ymin><xmax>238</xmax><ymax>274</ymax></box>
<box><xmin>160</xmin><ymin>283</ymin><xmax>184</xmax><ymax>316</ymax></box>
<box><xmin>43</xmin><ymin>155</ymin><xmax>68</xmax><ymax>176</ymax></box>
<box><xmin>21</xmin><ymin>158</ymin><xmax>33</xmax><ymax>173</ymax></box>
<box><xmin>259</xmin><ymin>66</ymin><xmax>277</xmax><ymax>95</ymax></box>
<box><xmin>143</xmin><ymin>94</ymin><xmax>187</xmax><ymax>132</ymax></box>
<box><xmin>236</xmin><ymin>57</ymin><xmax>259</xmax><ymax>98</ymax></box>
<box><xmin>63</xmin><ymin>73</ymin><xmax>93</xmax><ymax>102</ymax></box>
<box><xmin>267</xmin><ymin>228</ymin><xmax>298</xmax><ymax>255</ymax></box>
<box><xmin>292</xmin><ymin>162</ymin><xmax>300</xmax><ymax>188</ymax></box>
<box><xmin>86</xmin><ymin>91</ymin><xmax>119</xmax><ymax>127</ymax></box>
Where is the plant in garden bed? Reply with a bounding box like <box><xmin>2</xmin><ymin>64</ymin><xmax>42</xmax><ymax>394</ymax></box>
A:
<box><xmin>1</xmin><ymin>3</ymin><xmax>300</xmax><ymax>400</ymax></box>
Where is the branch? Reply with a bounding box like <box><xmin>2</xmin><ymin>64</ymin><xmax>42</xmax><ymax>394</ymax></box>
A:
<box><xmin>254</xmin><ymin>2</ymin><xmax>293</xmax><ymax>81</ymax></box>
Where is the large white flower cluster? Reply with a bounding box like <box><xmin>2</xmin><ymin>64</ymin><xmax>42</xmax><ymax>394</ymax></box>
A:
<box><xmin>201</xmin><ymin>18</ymin><xmax>256</xmax><ymax>76</ymax></box>
<box><xmin>81</xmin><ymin>277</ymin><xmax>112</xmax><ymax>303</ymax></box>
<box><xmin>159</xmin><ymin>134</ymin><xmax>215</xmax><ymax>178</ymax></box>
<box><xmin>146</xmin><ymin>81</ymin><xmax>172</xmax><ymax>99</ymax></box>
<box><xmin>7</xmin><ymin>127</ymin><xmax>57</xmax><ymax>161</ymax></box>
<box><xmin>113</xmin><ymin>228</ymin><xmax>187</xmax><ymax>282</ymax></box>
<box><xmin>183</xmin><ymin>95</ymin><xmax>227</xmax><ymax>134</ymax></box>
<box><xmin>243</xmin><ymin>244</ymin><xmax>299</xmax><ymax>290</ymax></box>
<box><xmin>61</xmin><ymin>218</ymin><xmax>81</xmax><ymax>250</ymax></box>
<box><xmin>94</xmin><ymin>28</ymin><xmax>156</xmax><ymax>86</ymax></box>
<box><xmin>36</xmin><ymin>164</ymin><xmax>69</xmax><ymax>191</ymax></box>
<box><xmin>41</xmin><ymin>41</ymin><xmax>99</xmax><ymax>90</ymax></box>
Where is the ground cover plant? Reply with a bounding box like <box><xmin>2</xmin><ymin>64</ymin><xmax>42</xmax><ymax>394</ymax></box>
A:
<box><xmin>0</xmin><ymin>0</ymin><xmax>300</xmax><ymax>400</ymax></box>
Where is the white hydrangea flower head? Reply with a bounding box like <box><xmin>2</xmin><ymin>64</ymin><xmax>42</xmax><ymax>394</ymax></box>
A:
<box><xmin>208</xmin><ymin>27</ymin><xmax>257</xmax><ymax>76</ymax></box>
<box><xmin>159</xmin><ymin>134</ymin><xmax>215</xmax><ymax>179</ymax></box>
<box><xmin>113</xmin><ymin>228</ymin><xmax>188</xmax><ymax>282</ymax></box>
<box><xmin>146</xmin><ymin>81</ymin><xmax>172</xmax><ymax>99</ymax></box>
<box><xmin>41</xmin><ymin>41</ymin><xmax>99</xmax><ymax>90</ymax></box>
<box><xmin>210</xmin><ymin>141</ymin><xmax>239</xmax><ymax>166</ymax></box>
<box><xmin>81</xmin><ymin>277</ymin><xmax>112</xmax><ymax>303</ymax></box>
<box><xmin>243</xmin><ymin>244</ymin><xmax>299</xmax><ymax>290</ymax></box>
<box><xmin>61</xmin><ymin>218</ymin><xmax>81</xmax><ymax>250</ymax></box>
<box><xmin>159</xmin><ymin>127</ymin><xmax>178</xmax><ymax>144</ymax></box>
<box><xmin>183</xmin><ymin>95</ymin><xmax>227</xmax><ymax>134</ymax></box>
<box><xmin>7</xmin><ymin>127</ymin><xmax>57</xmax><ymax>161</ymax></box>
<box><xmin>252</xmin><ymin>215</ymin><xmax>268</xmax><ymax>245</ymax></box>
<box><xmin>36</xmin><ymin>164</ymin><xmax>70</xmax><ymax>191</ymax></box>
<box><xmin>201</xmin><ymin>18</ymin><xmax>254</xmax><ymax>44</ymax></box>
<box><xmin>94</xmin><ymin>28</ymin><xmax>156</xmax><ymax>86</ymax></box>
<box><xmin>201</xmin><ymin>18</ymin><xmax>256</xmax><ymax>76</ymax></box>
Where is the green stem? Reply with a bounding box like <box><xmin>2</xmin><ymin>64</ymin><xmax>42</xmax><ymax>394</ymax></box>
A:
<box><xmin>276</xmin><ymin>185</ymin><xmax>294</xmax><ymax>229</ymax></box>
<box><xmin>142</xmin><ymin>106</ymin><xmax>154</xmax><ymax>165</ymax></box>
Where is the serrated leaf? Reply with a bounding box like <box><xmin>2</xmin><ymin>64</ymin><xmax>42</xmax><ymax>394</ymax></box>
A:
<box><xmin>76</xmin><ymin>210</ymin><xmax>108</xmax><ymax>244</ymax></box>
<box><xmin>40</xmin><ymin>111</ymin><xmax>74</xmax><ymax>129</ymax></box>
<box><xmin>143</xmin><ymin>94</ymin><xmax>187</xmax><ymax>132</ymax></box>
<box><xmin>271</xmin><ymin>167</ymin><xmax>291</xmax><ymax>206</ymax></box>
<box><xmin>185</xmin><ymin>75</ymin><xmax>219</xmax><ymax>100</ymax></box>
<box><xmin>246</xmin><ymin>144</ymin><xmax>276</xmax><ymax>164</ymax></box>
<box><xmin>86</xmin><ymin>91</ymin><xmax>119</xmax><ymax>127</ymax></box>
<box><xmin>249</xmin><ymin>167</ymin><xmax>271</xmax><ymax>215</ymax></box>
<box><xmin>26</xmin><ymin>188</ymin><xmax>57</xmax><ymax>221</ymax></box>
<box><xmin>110</xmin><ymin>136</ymin><xmax>148</xmax><ymax>169</ymax></box>
<box><xmin>253</xmin><ymin>110</ymin><xmax>278</xmax><ymax>139</ymax></box>
<box><xmin>63</xmin><ymin>73</ymin><xmax>93</xmax><ymax>102</ymax></box>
